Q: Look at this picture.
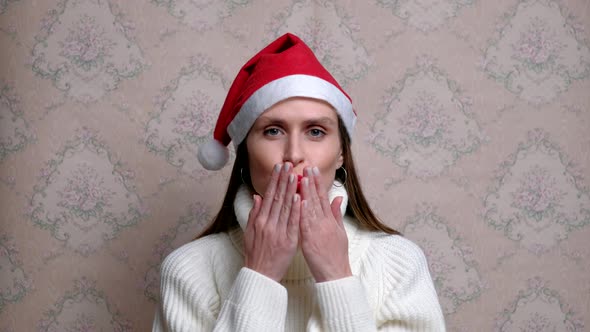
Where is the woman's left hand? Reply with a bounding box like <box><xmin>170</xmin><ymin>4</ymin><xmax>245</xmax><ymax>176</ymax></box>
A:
<box><xmin>299</xmin><ymin>166</ymin><xmax>352</xmax><ymax>282</ymax></box>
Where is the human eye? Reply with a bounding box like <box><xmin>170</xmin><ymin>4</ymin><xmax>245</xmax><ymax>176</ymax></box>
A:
<box><xmin>263</xmin><ymin>127</ymin><xmax>282</xmax><ymax>137</ymax></box>
<box><xmin>308</xmin><ymin>128</ymin><xmax>326</xmax><ymax>138</ymax></box>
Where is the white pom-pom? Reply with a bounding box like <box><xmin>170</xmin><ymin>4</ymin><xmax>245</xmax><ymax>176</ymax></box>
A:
<box><xmin>198</xmin><ymin>139</ymin><xmax>229</xmax><ymax>170</ymax></box>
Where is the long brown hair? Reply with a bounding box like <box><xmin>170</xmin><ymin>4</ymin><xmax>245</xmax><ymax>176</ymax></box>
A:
<box><xmin>197</xmin><ymin>117</ymin><xmax>400</xmax><ymax>238</ymax></box>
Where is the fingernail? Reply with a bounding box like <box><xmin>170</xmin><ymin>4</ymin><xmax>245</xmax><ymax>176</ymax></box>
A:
<box><xmin>313</xmin><ymin>166</ymin><xmax>320</xmax><ymax>176</ymax></box>
<box><xmin>302</xmin><ymin>200</ymin><xmax>308</xmax><ymax>208</ymax></box>
<box><xmin>289</xmin><ymin>174</ymin><xmax>295</xmax><ymax>183</ymax></box>
<box><xmin>284</xmin><ymin>163</ymin><xmax>291</xmax><ymax>172</ymax></box>
<box><xmin>274</xmin><ymin>164</ymin><xmax>282</xmax><ymax>173</ymax></box>
<box><xmin>293</xmin><ymin>194</ymin><xmax>299</xmax><ymax>202</ymax></box>
<box><xmin>306</xmin><ymin>167</ymin><xmax>313</xmax><ymax>176</ymax></box>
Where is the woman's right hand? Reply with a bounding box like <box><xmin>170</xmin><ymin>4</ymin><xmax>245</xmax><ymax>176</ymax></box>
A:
<box><xmin>244</xmin><ymin>162</ymin><xmax>301</xmax><ymax>282</ymax></box>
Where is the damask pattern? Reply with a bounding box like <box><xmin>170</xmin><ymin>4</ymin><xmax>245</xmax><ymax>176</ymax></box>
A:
<box><xmin>377</xmin><ymin>0</ymin><xmax>476</xmax><ymax>32</ymax></box>
<box><xmin>152</xmin><ymin>0</ymin><xmax>249</xmax><ymax>31</ymax></box>
<box><xmin>0</xmin><ymin>234</ymin><xmax>32</xmax><ymax>313</ymax></box>
<box><xmin>0</xmin><ymin>0</ymin><xmax>588</xmax><ymax>330</ymax></box>
<box><xmin>143</xmin><ymin>202</ymin><xmax>210</xmax><ymax>302</ymax></box>
<box><xmin>266</xmin><ymin>0</ymin><xmax>370</xmax><ymax>85</ymax></box>
<box><xmin>403</xmin><ymin>204</ymin><xmax>483</xmax><ymax>314</ymax></box>
<box><xmin>483</xmin><ymin>0</ymin><xmax>590</xmax><ymax>104</ymax></box>
<box><xmin>27</xmin><ymin>128</ymin><xmax>146</xmax><ymax>256</ymax></box>
<box><xmin>368</xmin><ymin>56</ymin><xmax>486</xmax><ymax>179</ymax></box>
<box><xmin>495</xmin><ymin>277</ymin><xmax>584</xmax><ymax>331</ymax></box>
<box><xmin>0</xmin><ymin>0</ymin><xmax>18</xmax><ymax>15</ymax></box>
<box><xmin>0</xmin><ymin>83</ymin><xmax>35</xmax><ymax>162</ymax></box>
<box><xmin>145</xmin><ymin>56</ymin><xmax>227</xmax><ymax>176</ymax></box>
<box><xmin>31</xmin><ymin>0</ymin><xmax>147</xmax><ymax>103</ymax></box>
<box><xmin>37</xmin><ymin>277</ymin><xmax>131</xmax><ymax>332</ymax></box>
<box><xmin>483</xmin><ymin>129</ymin><xmax>590</xmax><ymax>255</ymax></box>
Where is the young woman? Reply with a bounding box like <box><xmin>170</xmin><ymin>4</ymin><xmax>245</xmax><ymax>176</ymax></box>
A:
<box><xmin>153</xmin><ymin>33</ymin><xmax>445</xmax><ymax>331</ymax></box>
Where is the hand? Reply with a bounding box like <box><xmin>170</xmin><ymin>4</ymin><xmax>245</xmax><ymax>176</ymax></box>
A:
<box><xmin>299</xmin><ymin>167</ymin><xmax>352</xmax><ymax>282</ymax></box>
<box><xmin>243</xmin><ymin>162</ymin><xmax>301</xmax><ymax>282</ymax></box>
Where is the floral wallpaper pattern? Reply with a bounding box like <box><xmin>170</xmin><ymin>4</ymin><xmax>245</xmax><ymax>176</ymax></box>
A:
<box><xmin>483</xmin><ymin>0</ymin><xmax>590</xmax><ymax>105</ymax></box>
<box><xmin>0</xmin><ymin>83</ymin><xmax>35</xmax><ymax>162</ymax></box>
<box><xmin>483</xmin><ymin>129</ymin><xmax>590</xmax><ymax>255</ymax></box>
<box><xmin>0</xmin><ymin>0</ymin><xmax>588</xmax><ymax>330</ymax></box>
<box><xmin>0</xmin><ymin>234</ymin><xmax>32</xmax><ymax>314</ymax></box>
<box><xmin>27</xmin><ymin>128</ymin><xmax>146</xmax><ymax>257</ymax></box>
<box><xmin>369</xmin><ymin>56</ymin><xmax>487</xmax><ymax>179</ymax></box>
<box><xmin>32</xmin><ymin>0</ymin><xmax>146</xmax><ymax>103</ymax></box>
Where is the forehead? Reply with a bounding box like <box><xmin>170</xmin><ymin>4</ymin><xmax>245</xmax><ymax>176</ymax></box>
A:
<box><xmin>256</xmin><ymin>97</ymin><xmax>338</xmax><ymax>123</ymax></box>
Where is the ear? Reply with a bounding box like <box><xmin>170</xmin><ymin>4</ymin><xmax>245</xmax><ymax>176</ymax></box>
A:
<box><xmin>336</xmin><ymin>150</ymin><xmax>344</xmax><ymax>169</ymax></box>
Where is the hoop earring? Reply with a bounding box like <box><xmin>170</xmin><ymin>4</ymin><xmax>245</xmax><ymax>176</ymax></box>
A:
<box><xmin>333</xmin><ymin>166</ymin><xmax>347</xmax><ymax>187</ymax></box>
<box><xmin>240</xmin><ymin>168</ymin><xmax>247</xmax><ymax>185</ymax></box>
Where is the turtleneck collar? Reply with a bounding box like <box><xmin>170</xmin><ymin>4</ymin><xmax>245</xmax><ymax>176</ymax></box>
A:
<box><xmin>229</xmin><ymin>181</ymin><xmax>360</xmax><ymax>281</ymax></box>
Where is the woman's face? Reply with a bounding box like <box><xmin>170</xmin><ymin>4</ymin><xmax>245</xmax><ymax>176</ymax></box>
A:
<box><xmin>246</xmin><ymin>97</ymin><xmax>343</xmax><ymax>196</ymax></box>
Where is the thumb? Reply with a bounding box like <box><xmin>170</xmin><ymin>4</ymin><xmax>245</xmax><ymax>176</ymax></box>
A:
<box><xmin>330</xmin><ymin>196</ymin><xmax>343</xmax><ymax>226</ymax></box>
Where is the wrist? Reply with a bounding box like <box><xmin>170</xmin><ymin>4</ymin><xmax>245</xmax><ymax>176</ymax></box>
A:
<box><xmin>245</xmin><ymin>261</ymin><xmax>284</xmax><ymax>282</ymax></box>
<box><xmin>314</xmin><ymin>265</ymin><xmax>353</xmax><ymax>282</ymax></box>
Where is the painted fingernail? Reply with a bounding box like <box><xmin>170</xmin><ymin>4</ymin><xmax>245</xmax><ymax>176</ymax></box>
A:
<box><xmin>302</xmin><ymin>177</ymin><xmax>309</xmax><ymax>186</ymax></box>
<box><xmin>284</xmin><ymin>163</ymin><xmax>291</xmax><ymax>172</ymax></box>
<box><xmin>306</xmin><ymin>167</ymin><xmax>313</xmax><ymax>176</ymax></box>
<box><xmin>274</xmin><ymin>164</ymin><xmax>282</xmax><ymax>173</ymax></box>
<box><xmin>293</xmin><ymin>194</ymin><xmax>299</xmax><ymax>202</ymax></box>
<box><xmin>289</xmin><ymin>174</ymin><xmax>295</xmax><ymax>183</ymax></box>
<box><xmin>312</xmin><ymin>166</ymin><xmax>320</xmax><ymax>176</ymax></box>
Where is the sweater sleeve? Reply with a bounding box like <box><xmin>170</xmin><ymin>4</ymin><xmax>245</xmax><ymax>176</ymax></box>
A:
<box><xmin>152</xmin><ymin>237</ymin><xmax>288</xmax><ymax>332</ymax></box>
<box><xmin>313</xmin><ymin>275</ymin><xmax>377</xmax><ymax>331</ymax></box>
<box><xmin>213</xmin><ymin>267</ymin><xmax>288</xmax><ymax>331</ymax></box>
<box><xmin>375</xmin><ymin>236</ymin><xmax>446</xmax><ymax>331</ymax></box>
<box><xmin>307</xmin><ymin>235</ymin><xmax>446</xmax><ymax>332</ymax></box>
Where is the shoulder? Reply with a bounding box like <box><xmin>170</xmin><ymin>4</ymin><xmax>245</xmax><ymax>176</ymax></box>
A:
<box><xmin>359</xmin><ymin>232</ymin><xmax>433</xmax><ymax>288</ymax></box>
<box><xmin>358</xmin><ymin>230</ymin><xmax>428</xmax><ymax>266</ymax></box>
<box><xmin>160</xmin><ymin>232</ymin><xmax>239</xmax><ymax>281</ymax></box>
<box><xmin>371</xmin><ymin>233</ymin><xmax>428</xmax><ymax>264</ymax></box>
<box><xmin>360</xmin><ymin>234</ymin><xmax>445</xmax><ymax>327</ymax></box>
<box><xmin>157</xmin><ymin>233</ymin><xmax>242</xmax><ymax>324</ymax></box>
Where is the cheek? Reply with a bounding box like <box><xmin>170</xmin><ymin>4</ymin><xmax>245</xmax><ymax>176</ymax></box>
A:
<box><xmin>247</xmin><ymin>149</ymin><xmax>279</xmax><ymax>194</ymax></box>
<box><xmin>317</xmin><ymin>156</ymin><xmax>341</xmax><ymax>192</ymax></box>
<box><xmin>320</xmin><ymin>168</ymin><xmax>337</xmax><ymax>192</ymax></box>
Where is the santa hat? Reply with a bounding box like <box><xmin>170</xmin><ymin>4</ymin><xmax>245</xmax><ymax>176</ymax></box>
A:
<box><xmin>198</xmin><ymin>33</ymin><xmax>356</xmax><ymax>170</ymax></box>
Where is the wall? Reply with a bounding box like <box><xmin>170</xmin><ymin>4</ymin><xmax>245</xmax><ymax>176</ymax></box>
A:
<box><xmin>0</xmin><ymin>0</ymin><xmax>589</xmax><ymax>330</ymax></box>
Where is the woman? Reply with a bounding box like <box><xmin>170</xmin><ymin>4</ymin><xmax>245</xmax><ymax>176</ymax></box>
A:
<box><xmin>153</xmin><ymin>33</ymin><xmax>445</xmax><ymax>331</ymax></box>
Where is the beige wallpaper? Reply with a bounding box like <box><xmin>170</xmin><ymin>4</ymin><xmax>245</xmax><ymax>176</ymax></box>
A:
<box><xmin>1</xmin><ymin>0</ymin><xmax>589</xmax><ymax>331</ymax></box>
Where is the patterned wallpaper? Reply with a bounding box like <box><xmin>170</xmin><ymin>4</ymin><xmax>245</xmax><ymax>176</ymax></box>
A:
<box><xmin>0</xmin><ymin>0</ymin><xmax>589</xmax><ymax>331</ymax></box>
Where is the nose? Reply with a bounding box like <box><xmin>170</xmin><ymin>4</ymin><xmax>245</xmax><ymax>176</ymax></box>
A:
<box><xmin>283</xmin><ymin>136</ymin><xmax>304</xmax><ymax>167</ymax></box>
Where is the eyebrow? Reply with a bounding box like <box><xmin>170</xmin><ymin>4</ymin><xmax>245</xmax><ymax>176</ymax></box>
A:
<box><xmin>256</xmin><ymin>116</ymin><xmax>337</xmax><ymax>127</ymax></box>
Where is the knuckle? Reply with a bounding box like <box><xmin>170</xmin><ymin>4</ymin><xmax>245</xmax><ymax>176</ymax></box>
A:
<box><xmin>261</xmin><ymin>225</ymin><xmax>275</xmax><ymax>237</ymax></box>
<box><xmin>281</xmin><ymin>203</ymin><xmax>290</xmax><ymax>215</ymax></box>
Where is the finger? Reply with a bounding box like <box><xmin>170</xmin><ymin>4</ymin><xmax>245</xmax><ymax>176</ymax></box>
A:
<box><xmin>259</xmin><ymin>163</ymin><xmax>282</xmax><ymax>218</ymax></box>
<box><xmin>278</xmin><ymin>170</ymin><xmax>298</xmax><ymax>232</ymax></box>
<box><xmin>299</xmin><ymin>175</ymin><xmax>312</xmax><ymax>211</ymax></box>
<box><xmin>305</xmin><ymin>167</ymin><xmax>324</xmax><ymax>216</ymax></box>
<box><xmin>300</xmin><ymin>198</ymin><xmax>311</xmax><ymax>232</ymax></box>
<box><xmin>312</xmin><ymin>166</ymin><xmax>332</xmax><ymax>216</ymax></box>
<box><xmin>287</xmin><ymin>194</ymin><xmax>300</xmax><ymax>241</ymax></box>
<box><xmin>268</xmin><ymin>163</ymin><xmax>291</xmax><ymax>223</ymax></box>
<box><xmin>330</xmin><ymin>196</ymin><xmax>344</xmax><ymax>226</ymax></box>
<box><xmin>246</xmin><ymin>194</ymin><xmax>262</xmax><ymax>233</ymax></box>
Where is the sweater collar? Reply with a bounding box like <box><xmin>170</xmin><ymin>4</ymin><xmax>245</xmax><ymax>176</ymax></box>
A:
<box><xmin>230</xmin><ymin>181</ymin><xmax>359</xmax><ymax>281</ymax></box>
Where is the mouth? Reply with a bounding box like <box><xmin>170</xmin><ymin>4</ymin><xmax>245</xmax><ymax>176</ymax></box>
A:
<box><xmin>296</xmin><ymin>174</ymin><xmax>303</xmax><ymax>193</ymax></box>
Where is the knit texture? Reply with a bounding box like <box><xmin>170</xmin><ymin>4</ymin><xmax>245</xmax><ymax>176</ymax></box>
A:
<box><xmin>153</xmin><ymin>184</ymin><xmax>446</xmax><ymax>331</ymax></box>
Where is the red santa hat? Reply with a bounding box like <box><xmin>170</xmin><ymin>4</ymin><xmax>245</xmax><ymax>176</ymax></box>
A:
<box><xmin>198</xmin><ymin>32</ymin><xmax>356</xmax><ymax>170</ymax></box>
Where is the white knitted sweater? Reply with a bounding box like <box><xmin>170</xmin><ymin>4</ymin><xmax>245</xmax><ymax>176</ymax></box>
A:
<box><xmin>153</xmin><ymin>184</ymin><xmax>446</xmax><ymax>331</ymax></box>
